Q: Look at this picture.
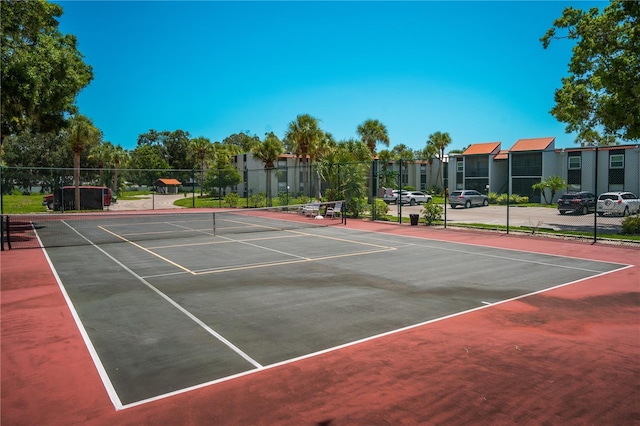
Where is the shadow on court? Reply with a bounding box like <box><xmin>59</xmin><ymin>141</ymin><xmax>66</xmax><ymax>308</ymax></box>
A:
<box><xmin>1</xmin><ymin>218</ymin><xmax>638</xmax><ymax>425</ymax></box>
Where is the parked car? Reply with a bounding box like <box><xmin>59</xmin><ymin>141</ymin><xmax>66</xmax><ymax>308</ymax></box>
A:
<box><xmin>449</xmin><ymin>190</ymin><xmax>489</xmax><ymax>209</ymax></box>
<box><xmin>596</xmin><ymin>192</ymin><xmax>640</xmax><ymax>216</ymax></box>
<box><xmin>400</xmin><ymin>191</ymin><xmax>433</xmax><ymax>206</ymax></box>
<box><xmin>557</xmin><ymin>191</ymin><xmax>596</xmax><ymax>215</ymax></box>
<box><xmin>382</xmin><ymin>189</ymin><xmax>407</xmax><ymax>204</ymax></box>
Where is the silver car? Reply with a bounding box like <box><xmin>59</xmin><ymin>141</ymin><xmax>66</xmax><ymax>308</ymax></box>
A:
<box><xmin>597</xmin><ymin>192</ymin><xmax>640</xmax><ymax>216</ymax></box>
<box><xmin>449</xmin><ymin>190</ymin><xmax>489</xmax><ymax>209</ymax></box>
<box><xmin>400</xmin><ymin>191</ymin><xmax>433</xmax><ymax>206</ymax></box>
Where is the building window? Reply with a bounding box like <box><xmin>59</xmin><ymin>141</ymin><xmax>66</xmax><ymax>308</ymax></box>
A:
<box><xmin>610</xmin><ymin>154</ymin><xmax>624</xmax><ymax>169</ymax></box>
<box><xmin>608</xmin><ymin>151</ymin><xmax>624</xmax><ymax>190</ymax></box>
<box><xmin>568</xmin><ymin>156</ymin><xmax>581</xmax><ymax>169</ymax></box>
<box><xmin>456</xmin><ymin>160</ymin><xmax>464</xmax><ymax>172</ymax></box>
<box><xmin>511</xmin><ymin>153</ymin><xmax>542</xmax><ymax>177</ymax></box>
<box><xmin>465</xmin><ymin>156</ymin><xmax>489</xmax><ymax>178</ymax></box>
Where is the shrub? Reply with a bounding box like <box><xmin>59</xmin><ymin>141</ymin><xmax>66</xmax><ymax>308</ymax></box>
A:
<box><xmin>249</xmin><ymin>192</ymin><xmax>266</xmax><ymax>208</ymax></box>
<box><xmin>489</xmin><ymin>193</ymin><xmax>529</xmax><ymax>205</ymax></box>
<box><xmin>621</xmin><ymin>215</ymin><xmax>640</xmax><ymax>235</ymax></box>
<box><xmin>371</xmin><ymin>199</ymin><xmax>389</xmax><ymax>220</ymax></box>
<box><xmin>347</xmin><ymin>197</ymin><xmax>367</xmax><ymax>218</ymax></box>
<box><xmin>421</xmin><ymin>201</ymin><xmax>443</xmax><ymax>225</ymax></box>
<box><xmin>224</xmin><ymin>192</ymin><xmax>239</xmax><ymax>207</ymax></box>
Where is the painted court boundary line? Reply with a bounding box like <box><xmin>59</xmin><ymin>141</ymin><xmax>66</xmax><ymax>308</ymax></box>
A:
<box><xmin>339</xmin><ymin>227</ymin><xmax>631</xmax><ymax>272</ymax></box>
<box><xmin>37</xmin><ymin>221</ymin><xmax>634</xmax><ymax>411</ymax></box>
<box><xmin>100</xmin><ymin>222</ymin><xmax>397</xmax><ymax>277</ymax></box>
<box><xmin>119</xmin><ymin>263</ymin><xmax>633</xmax><ymax>410</ymax></box>
<box><xmin>51</xmin><ymin>221</ymin><xmax>265</xmax><ymax>410</ymax></box>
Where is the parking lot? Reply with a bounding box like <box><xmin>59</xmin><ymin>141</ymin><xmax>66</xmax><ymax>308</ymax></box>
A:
<box><xmin>385</xmin><ymin>203</ymin><xmax>627</xmax><ymax>233</ymax></box>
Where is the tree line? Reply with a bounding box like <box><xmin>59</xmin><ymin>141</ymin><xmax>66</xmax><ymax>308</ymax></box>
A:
<box><xmin>2</xmin><ymin>0</ymin><xmax>637</xmax><ymax>206</ymax></box>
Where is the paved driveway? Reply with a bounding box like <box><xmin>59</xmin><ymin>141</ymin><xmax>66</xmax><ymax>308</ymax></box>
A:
<box><xmin>385</xmin><ymin>203</ymin><xmax>626</xmax><ymax>232</ymax></box>
<box><xmin>109</xmin><ymin>194</ymin><xmax>185</xmax><ymax>211</ymax></box>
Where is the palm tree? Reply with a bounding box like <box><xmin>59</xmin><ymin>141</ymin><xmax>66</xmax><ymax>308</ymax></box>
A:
<box><xmin>357</xmin><ymin>119</ymin><xmax>390</xmax><ymax>155</ymax></box>
<box><xmin>89</xmin><ymin>142</ymin><xmax>115</xmax><ymax>186</ymax></box>
<box><xmin>251</xmin><ymin>132</ymin><xmax>284</xmax><ymax>206</ymax></box>
<box><xmin>189</xmin><ymin>136</ymin><xmax>214</xmax><ymax>196</ymax></box>
<box><xmin>427</xmin><ymin>131</ymin><xmax>452</xmax><ymax>190</ymax></box>
<box><xmin>67</xmin><ymin>114</ymin><xmax>100</xmax><ymax>210</ymax></box>
<box><xmin>284</xmin><ymin>114</ymin><xmax>324</xmax><ymax>198</ymax></box>
<box><xmin>111</xmin><ymin>144</ymin><xmax>128</xmax><ymax>195</ymax></box>
<box><xmin>532</xmin><ymin>175</ymin><xmax>568</xmax><ymax>204</ymax></box>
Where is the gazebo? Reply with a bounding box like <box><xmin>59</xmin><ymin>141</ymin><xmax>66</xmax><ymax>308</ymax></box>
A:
<box><xmin>154</xmin><ymin>178</ymin><xmax>182</xmax><ymax>194</ymax></box>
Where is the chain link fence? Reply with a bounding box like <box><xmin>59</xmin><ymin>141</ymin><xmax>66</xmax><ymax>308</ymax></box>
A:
<box><xmin>1</xmin><ymin>160</ymin><xmax>638</xmax><ymax>247</ymax></box>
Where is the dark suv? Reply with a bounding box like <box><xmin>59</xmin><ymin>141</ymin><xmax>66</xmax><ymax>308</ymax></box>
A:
<box><xmin>557</xmin><ymin>191</ymin><xmax>596</xmax><ymax>215</ymax></box>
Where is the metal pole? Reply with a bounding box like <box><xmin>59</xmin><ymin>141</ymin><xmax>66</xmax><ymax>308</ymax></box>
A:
<box><xmin>398</xmin><ymin>159</ymin><xmax>402</xmax><ymax>223</ymax></box>
<box><xmin>593</xmin><ymin>145</ymin><xmax>598</xmax><ymax>244</ymax></box>
<box><xmin>506</xmin><ymin>152</ymin><xmax>511</xmax><ymax>234</ymax></box>
<box><xmin>444</xmin><ymin>188</ymin><xmax>447</xmax><ymax>228</ymax></box>
<box><xmin>192</xmin><ymin>169</ymin><xmax>195</xmax><ymax>208</ymax></box>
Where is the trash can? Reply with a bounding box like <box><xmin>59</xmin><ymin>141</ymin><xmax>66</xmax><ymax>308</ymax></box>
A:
<box><xmin>409</xmin><ymin>214</ymin><xmax>419</xmax><ymax>226</ymax></box>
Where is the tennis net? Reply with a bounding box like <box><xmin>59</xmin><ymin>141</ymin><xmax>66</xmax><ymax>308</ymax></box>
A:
<box><xmin>1</xmin><ymin>201</ymin><xmax>346</xmax><ymax>250</ymax></box>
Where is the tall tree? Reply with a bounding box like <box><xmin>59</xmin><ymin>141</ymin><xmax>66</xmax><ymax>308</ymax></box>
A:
<box><xmin>89</xmin><ymin>142</ymin><xmax>115</xmax><ymax>186</ymax></box>
<box><xmin>251</xmin><ymin>132</ymin><xmax>284</xmax><ymax>205</ymax></box>
<box><xmin>137</xmin><ymin>129</ymin><xmax>192</xmax><ymax>169</ymax></box>
<box><xmin>318</xmin><ymin>139</ymin><xmax>372</xmax><ymax>204</ymax></box>
<box><xmin>1</xmin><ymin>0</ymin><xmax>93</xmax><ymax>143</ymax></box>
<box><xmin>541</xmin><ymin>0</ymin><xmax>640</xmax><ymax>144</ymax></box>
<box><xmin>357</xmin><ymin>119</ymin><xmax>390</xmax><ymax>155</ymax></box>
<box><xmin>222</xmin><ymin>132</ymin><xmax>260</xmax><ymax>153</ymax></box>
<box><xmin>67</xmin><ymin>114</ymin><xmax>101</xmax><ymax>209</ymax></box>
<box><xmin>189</xmin><ymin>136</ymin><xmax>214</xmax><ymax>196</ymax></box>
<box><xmin>427</xmin><ymin>131</ymin><xmax>452</xmax><ymax>190</ymax></box>
<box><xmin>111</xmin><ymin>144</ymin><xmax>128</xmax><ymax>194</ymax></box>
<box><xmin>284</xmin><ymin>114</ymin><xmax>324</xmax><ymax>198</ymax></box>
<box><xmin>128</xmin><ymin>144</ymin><xmax>170</xmax><ymax>186</ymax></box>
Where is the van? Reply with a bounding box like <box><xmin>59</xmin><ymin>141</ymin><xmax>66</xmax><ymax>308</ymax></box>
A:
<box><xmin>43</xmin><ymin>186</ymin><xmax>113</xmax><ymax>211</ymax></box>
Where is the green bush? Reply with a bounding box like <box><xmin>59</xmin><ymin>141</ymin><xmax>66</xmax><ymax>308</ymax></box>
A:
<box><xmin>224</xmin><ymin>192</ymin><xmax>239</xmax><ymax>207</ymax></box>
<box><xmin>347</xmin><ymin>197</ymin><xmax>367</xmax><ymax>218</ymax></box>
<box><xmin>621</xmin><ymin>215</ymin><xmax>640</xmax><ymax>235</ymax></box>
<box><xmin>421</xmin><ymin>201</ymin><xmax>443</xmax><ymax>225</ymax></box>
<box><xmin>249</xmin><ymin>192</ymin><xmax>266</xmax><ymax>208</ymax></box>
<box><xmin>371</xmin><ymin>199</ymin><xmax>389</xmax><ymax>220</ymax></box>
<box><xmin>489</xmin><ymin>193</ymin><xmax>529</xmax><ymax>205</ymax></box>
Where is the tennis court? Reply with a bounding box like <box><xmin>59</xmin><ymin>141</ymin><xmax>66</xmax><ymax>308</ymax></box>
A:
<box><xmin>3</xmin><ymin>207</ymin><xmax>629</xmax><ymax>410</ymax></box>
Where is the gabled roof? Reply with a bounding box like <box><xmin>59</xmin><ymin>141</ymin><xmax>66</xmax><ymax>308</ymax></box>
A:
<box><xmin>155</xmin><ymin>178</ymin><xmax>182</xmax><ymax>185</ymax></box>
<box><xmin>463</xmin><ymin>142</ymin><xmax>501</xmax><ymax>155</ymax></box>
<box><xmin>493</xmin><ymin>150</ymin><xmax>509</xmax><ymax>160</ymax></box>
<box><xmin>510</xmin><ymin>137</ymin><xmax>555</xmax><ymax>152</ymax></box>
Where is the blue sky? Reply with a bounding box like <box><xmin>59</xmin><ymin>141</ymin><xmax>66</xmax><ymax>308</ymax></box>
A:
<box><xmin>55</xmin><ymin>1</ymin><xmax>606</xmax><ymax>153</ymax></box>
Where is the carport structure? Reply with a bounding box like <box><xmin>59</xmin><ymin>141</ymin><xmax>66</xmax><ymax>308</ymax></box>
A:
<box><xmin>153</xmin><ymin>178</ymin><xmax>182</xmax><ymax>194</ymax></box>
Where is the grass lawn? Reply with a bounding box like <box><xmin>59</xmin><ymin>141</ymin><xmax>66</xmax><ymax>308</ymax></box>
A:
<box><xmin>1</xmin><ymin>193</ymin><xmax>48</xmax><ymax>214</ymax></box>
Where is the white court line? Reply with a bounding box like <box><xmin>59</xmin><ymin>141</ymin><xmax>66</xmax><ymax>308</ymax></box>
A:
<box><xmin>317</xmin><ymin>226</ymin><xmax>629</xmax><ymax>273</ymax></box>
<box><xmin>42</xmin><ymin>220</ymin><xmax>632</xmax><ymax>410</ymax></box>
<box><xmin>119</xmin><ymin>263</ymin><xmax>633</xmax><ymax>410</ymax></box>
<box><xmin>32</xmin><ymin>223</ymin><xmax>124</xmax><ymax>410</ymax></box>
<box><xmin>54</xmin><ymin>220</ymin><xmax>264</xmax><ymax>410</ymax></box>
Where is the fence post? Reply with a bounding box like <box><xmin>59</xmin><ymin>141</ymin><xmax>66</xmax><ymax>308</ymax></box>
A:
<box><xmin>506</xmin><ymin>152</ymin><xmax>511</xmax><ymax>234</ymax></box>
<box><xmin>593</xmin><ymin>145</ymin><xmax>598</xmax><ymax>244</ymax></box>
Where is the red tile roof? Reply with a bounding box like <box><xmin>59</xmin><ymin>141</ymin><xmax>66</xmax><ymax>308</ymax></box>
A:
<box><xmin>510</xmin><ymin>137</ymin><xmax>555</xmax><ymax>152</ymax></box>
<box><xmin>493</xmin><ymin>150</ymin><xmax>509</xmax><ymax>160</ymax></box>
<box><xmin>156</xmin><ymin>178</ymin><xmax>182</xmax><ymax>185</ymax></box>
<box><xmin>463</xmin><ymin>142</ymin><xmax>501</xmax><ymax>155</ymax></box>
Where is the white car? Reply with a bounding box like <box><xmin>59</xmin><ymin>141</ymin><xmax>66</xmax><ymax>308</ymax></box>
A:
<box><xmin>383</xmin><ymin>189</ymin><xmax>407</xmax><ymax>204</ymax></box>
<box><xmin>596</xmin><ymin>192</ymin><xmax>640</xmax><ymax>216</ymax></box>
<box><xmin>400</xmin><ymin>191</ymin><xmax>433</xmax><ymax>206</ymax></box>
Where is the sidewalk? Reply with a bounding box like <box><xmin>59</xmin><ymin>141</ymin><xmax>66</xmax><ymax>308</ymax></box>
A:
<box><xmin>108</xmin><ymin>194</ymin><xmax>186</xmax><ymax>211</ymax></box>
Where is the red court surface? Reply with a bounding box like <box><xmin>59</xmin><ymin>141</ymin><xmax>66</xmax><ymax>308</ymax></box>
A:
<box><xmin>2</xmin><ymin>221</ymin><xmax>639</xmax><ymax>425</ymax></box>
